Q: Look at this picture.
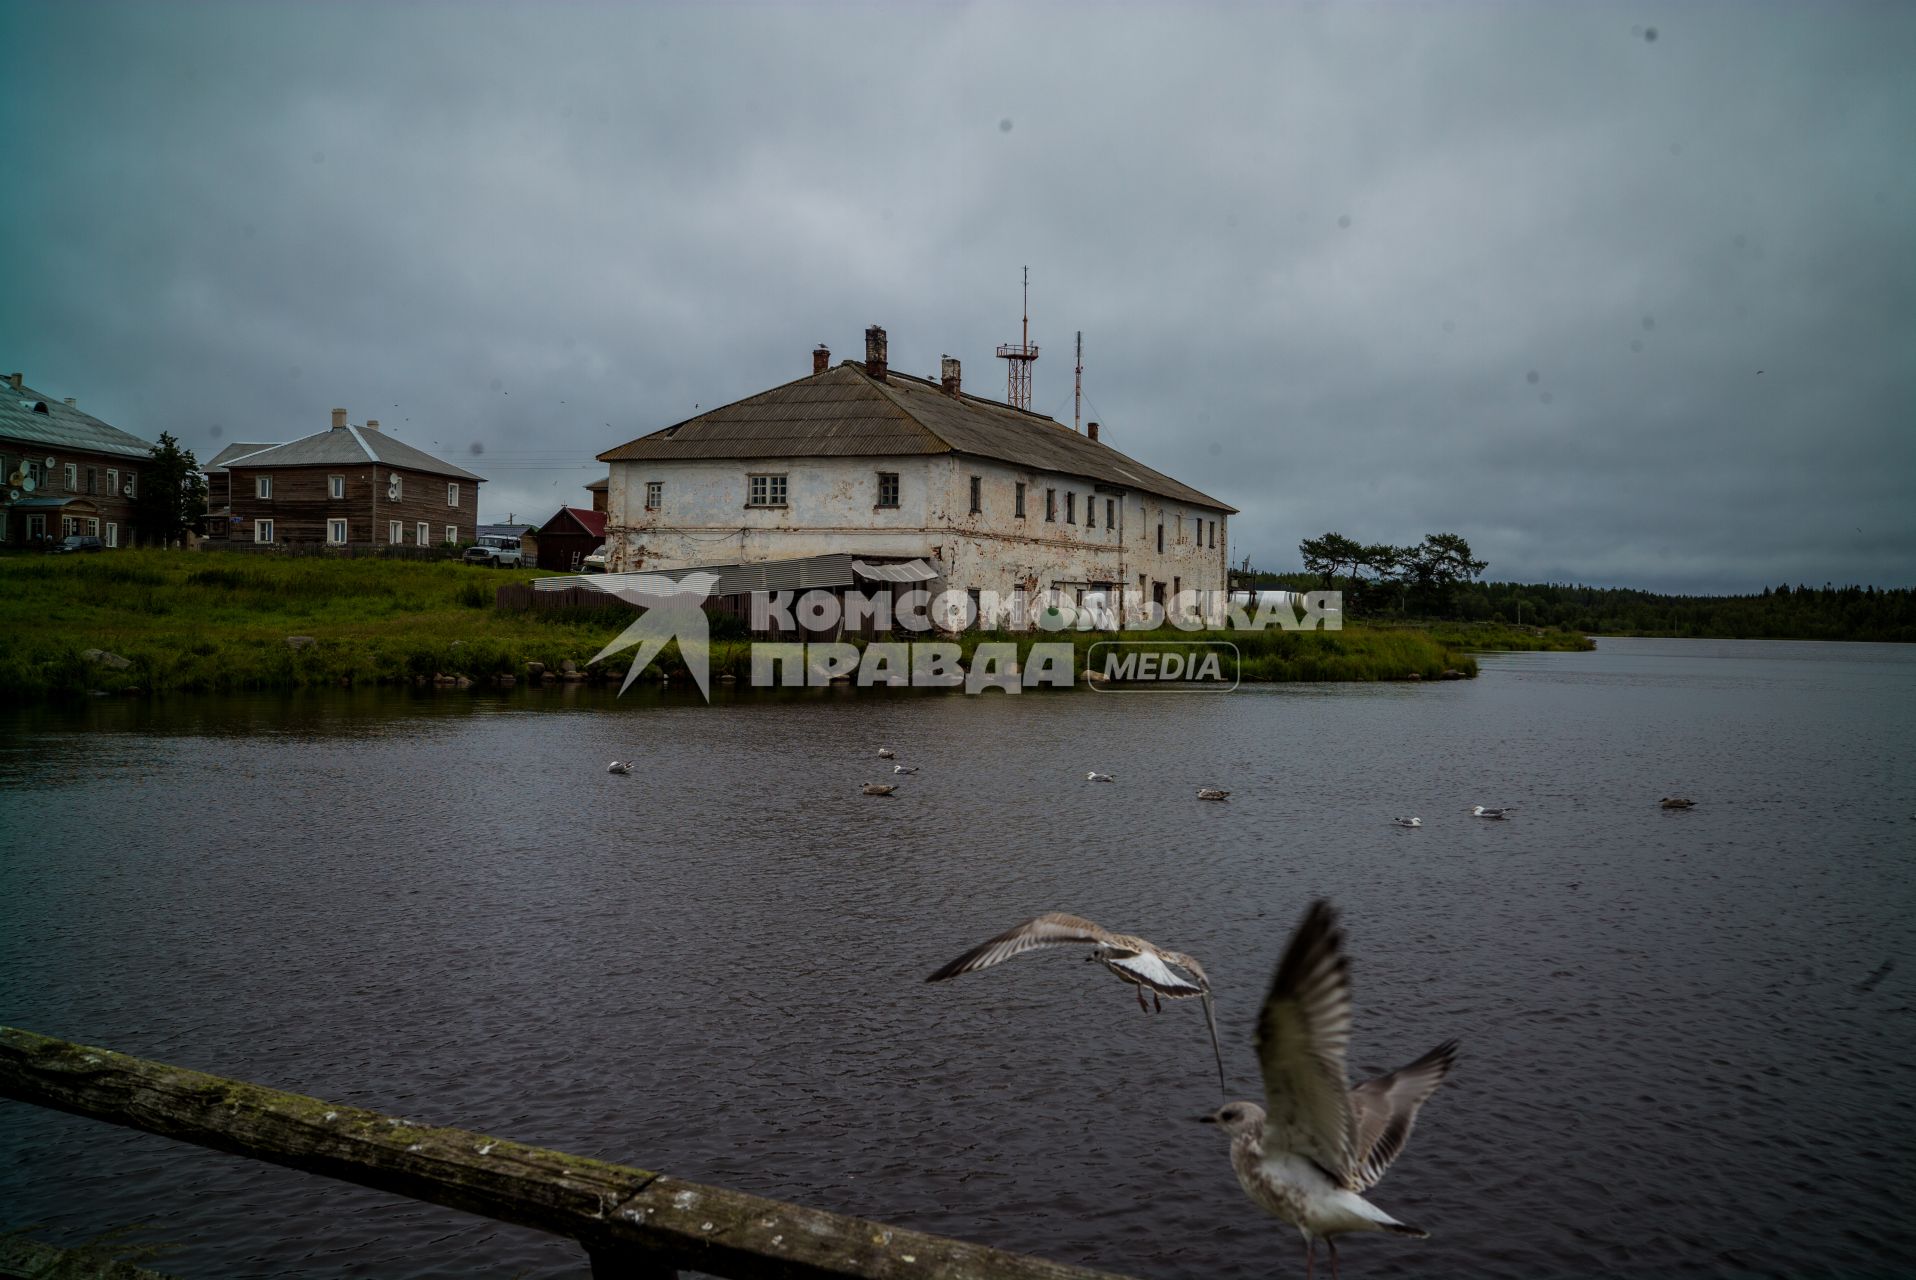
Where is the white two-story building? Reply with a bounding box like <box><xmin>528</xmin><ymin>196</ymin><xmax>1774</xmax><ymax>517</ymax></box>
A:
<box><xmin>596</xmin><ymin>327</ymin><xmax>1235</xmax><ymax>625</ymax></box>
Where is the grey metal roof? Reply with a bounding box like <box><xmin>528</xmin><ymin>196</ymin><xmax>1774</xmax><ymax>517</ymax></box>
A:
<box><xmin>597</xmin><ymin>362</ymin><xmax>1234</xmax><ymax>513</ymax></box>
<box><xmin>203</xmin><ymin>442</ymin><xmax>281</xmax><ymax>470</ymax></box>
<box><xmin>206</xmin><ymin>424</ymin><xmax>485</xmax><ymax>482</ymax></box>
<box><xmin>0</xmin><ymin>380</ymin><xmax>155</xmax><ymax>461</ymax></box>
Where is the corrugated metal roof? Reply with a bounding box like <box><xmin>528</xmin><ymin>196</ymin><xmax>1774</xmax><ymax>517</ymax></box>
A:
<box><xmin>0</xmin><ymin>381</ymin><xmax>155</xmax><ymax>461</ymax></box>
<box><xmin>597</xmin><ymin>361</ymin><xmax>1234</xmax><ymax>512</ymax></box>
<box><xmin>207</xmin><ymin>425</ymin><xmax>486</xmax><ymax>482</ymax></box>
<box><xmin>204</xmin><ymin>442</ymin><xmax>284</xmax><ymax>470</ymax></box>
<box><xmin>537</xmin><ymin>506</ymin><xmax>606</xmax><ymax>538</ymax></box>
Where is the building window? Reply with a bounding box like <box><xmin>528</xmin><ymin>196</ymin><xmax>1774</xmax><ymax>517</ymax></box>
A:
<box><xmin>255</xmin><ymin>519</ymin><xmax>275</xmax><ymax>543</ymax></box>
<box><xmin>328</xmin><ymin>519</ymin><xmax>348</xmax><ymax>545</ymax></box>
<box><xmin>63</xmin><ymin>462</ymin><xmax>76</xmax><ymax>491</ymax></box>
<box><xmin>445</xmin><ymin>524</ymin><xmax>457</xmax><ymax>544</ymax></box>
<box><xmin>645</xmin><ymin>480</ymin><xmax>663</xmax><ymax>510</ymax></box>
<box><xmin>1106</xmin><ymin>497</ymin><xmax>1115</xmax><ymax>530</ymax></box>
<box><xmin>969</xmin><ymin>475</ymin><xmax>982</xmax><ymax>514</ymax></box>
<box><xmin>389</xmin><ymin>520</ymin><xmax>402</xmax><ymax>544</ymax></box>
<box><xmin>126</xmin><ymin>472</ymin><xmax>136</xmax><ymax>498</ymax></box>
<box><xmin>256</xmin><ymin>475</ymin><xmax>272</xmax><ymax>499</ymax></box>
<box><xmin>1177</xmin><ymin>514</ymin><xmax>1184</xmax><ymax>543</ymax></box>
<box><xmin>416</xmin><ymin>521</ymin><xmax>431</xmax><ymax>546</ymax></box>
<box><xmin>107</xmin><ymin>468</ymin><xmax>118</xmax><ymax>496</ymax></box>
<box><xmin>1086</xmin><ymin>498</ymin><xmax>1095</xmax><ymax>529</ymax></box>
<box><xmin>876</xmin><ymin>471</ymin><xmax>900</xmax><ymax>508</ymax></box>
<box><xmin>323</xmin><ymin>474</ymin><xmax>342</xmax><ymax>499</ymax></box>
<box><xmin>1045</xmin><ymin>488</ymin><xmax>1056</xmax><ymax>522</ymax></box>
<box><xmin>747</xmin><ymin>473</ymin><xmax>788</xmax><ymax>507</ymax></box>
<box><xmin>1065</xmin><ymin>492</ymin><xmax>1076</xmax><ymax>524</ymax></box>
<box><xmin>105</xmin><ymin>522</ymin><xmax>118</xmax><ymax>548</ymax></box>
<box><xmin>27</xmin><ymin>514</ymin><xmax>45</xmax><ymax>539</ymax></box>
<box><xmin>1209</xmin><ymin>520</ymin><xmax>1216</xmax><ymax>548</ymax></box>
<box><xmin>1014</xmin><ymin>482</ymin><xmax>1026</xmax><ymax>518</ymax></box>
<box><xmin>1157</xmin><ymin>521</ymin><xmax>1164</xmax><ymax>553</ymax></box>
<box><xmin>86</xmin><ymin>468</ymin><xmax>97</xmax><ymax>495</ymax></box>
<box><xmin>448</xmin><ymin>482</ymin><xmax>460</xmax><ymax>507</ymax></box>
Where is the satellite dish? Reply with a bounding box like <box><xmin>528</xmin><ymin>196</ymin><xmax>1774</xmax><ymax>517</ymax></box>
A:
<box><xmin>21</xmin><ymin>476</ymin><xmax>37</xmax><ymax>493</ymax></box>
<box><xmin>44</xmin><ymin>457</ymin><xmax>55</xmax><ymax>468</ymax></box>
<box><xmin>7</xmin><ymin>489</ymin><xmax>19</xmax><ymax>501</ymax></box>
<box><xmin>387</xmin><ymin>483</ymin><xmax>401</xmax><ymax>501</ymax></box>
<box><xmin>6</xmin><ymin>469</ymin><xmax>22</xmax><ymax>487</ymax></box>
<box><xmin>123</xmin><ymin>484</ymin><xmax>134</xmax><ymax>497</ymax></box>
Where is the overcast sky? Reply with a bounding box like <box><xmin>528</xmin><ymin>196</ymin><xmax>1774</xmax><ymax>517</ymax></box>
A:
<box><xmin>4</xmin><ymin>1</ymin><xmax>1910</xmax><ymax>592</ymax></box>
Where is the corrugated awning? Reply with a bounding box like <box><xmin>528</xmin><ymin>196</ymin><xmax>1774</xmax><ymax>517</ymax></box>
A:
<box><xmin>852</xmin><ymin>559</ymin><xmax>939</xmax><ymax>584</ymax></box>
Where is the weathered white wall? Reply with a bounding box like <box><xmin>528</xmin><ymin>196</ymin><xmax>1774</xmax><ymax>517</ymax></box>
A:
<box><xmin>607</xmin><ymin>450</ymin><xmax>1229</xmax><ymax>619</ymax></box>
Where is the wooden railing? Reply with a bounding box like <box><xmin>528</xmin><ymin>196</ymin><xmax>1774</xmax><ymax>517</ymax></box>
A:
<box><xmin>0</xmin><ymin>1028</ymin><xmax>1129</xmax><ymax>1280</ymax></box>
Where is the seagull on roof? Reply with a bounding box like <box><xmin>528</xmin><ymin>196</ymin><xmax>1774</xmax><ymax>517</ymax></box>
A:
<box><xmin>1467</xmin><ymin>805</ymin><xmax>1513</xmax><ymax>820</ymax></box>
<box><xmin>1199</xmin><ymin>900</ymin><xmax>1459</xmax><ymax>1278</ymax></box>
<box><xmin>927</xmin><ymin>912</ymin><xmax>1226</xmax><ymax>1095</ymax></box>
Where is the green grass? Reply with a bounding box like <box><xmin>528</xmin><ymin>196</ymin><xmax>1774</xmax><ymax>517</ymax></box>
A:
<box><xmin>0</xmin><ymin>550</ymin><xmax>1507</xmax><ymax>698</ymax></box>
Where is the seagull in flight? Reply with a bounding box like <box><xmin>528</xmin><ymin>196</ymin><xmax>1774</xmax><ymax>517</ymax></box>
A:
<box><xmin>1199</xmin><ymin>900</ymin><xmax>1459</xmax><ymax>1278</ymax></box>
<box><xmin>1467</xmin><ymin>805</ymin><xmax>1513</xmax><ymax>820</ymax></box>
<box><xmin>927</xmin><ymin>912</ymin><xmax>1226</xmax><ymax>1095</ymax></box>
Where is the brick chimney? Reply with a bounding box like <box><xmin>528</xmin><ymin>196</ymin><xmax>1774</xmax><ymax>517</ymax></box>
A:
<box><xmin>365</xmin><ymin>419</ymin><xmax>380</xmax><ymax>432</ymax></box>
<box><xmin>1087</xmin><ymin>421</ymin><xmax>1100</xmax><ymax>442</ymax></box>
<box><xmin>6</xmin><ymin>373</ymin><xmax>21</xmax><ymax>391</ymax></box>
<box><xmin>813</xmin><ymin>344</ymin><xmax>830</xmax><ymax>375</ymax></box>
<box><xmin>940</xmin><ymin>355</ymin><xmax>961</xmax><ymax>398</ymax></box>
<box><xmin>64</xmin><ymin>397</ymin><xmax>77</xmax><ymax>408</ymax></box>
<box><xmin>331</xmin><ymin>407</ymin><xmax>348</xmax><ymax>430</ymax></box>
<box><xmin>864</xmin><ymin>326</ymin><xmax>888</xmax><ymax>381</ymax></box>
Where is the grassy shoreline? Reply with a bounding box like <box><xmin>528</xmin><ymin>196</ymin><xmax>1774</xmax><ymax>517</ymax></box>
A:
<box><xmin>0</xmin><ymin>551</ymin><xmax>1587</xmax><ymax>699</ymax></box>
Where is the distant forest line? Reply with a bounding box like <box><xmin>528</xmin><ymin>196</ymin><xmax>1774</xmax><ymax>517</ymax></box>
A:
<box><xmin>1243</xmin><ymin>573</ymin><xmax>1915</xmax><ymax>643</ymax></box>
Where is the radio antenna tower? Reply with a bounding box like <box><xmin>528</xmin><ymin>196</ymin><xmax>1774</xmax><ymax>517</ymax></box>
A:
<box><xmin>996</xmin><ymin>266</ymin><xmax>1039</xmax><ymax>410</ymax></box>
<box><xmin>1073</xmin><ymin>330</ymin><xmax>1083</xmax><ymax>433</ymax></box>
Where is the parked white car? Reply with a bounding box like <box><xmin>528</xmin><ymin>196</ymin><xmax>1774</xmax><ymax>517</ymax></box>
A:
<box><xmin>581</xmin><ymin>543</ymin><xmax>608</xmax><ymax>573</ymax></box>
<box><xmin>463</xmin><ymin>535</ymin><xmax>525</xmax><ymax>567</ymax></box>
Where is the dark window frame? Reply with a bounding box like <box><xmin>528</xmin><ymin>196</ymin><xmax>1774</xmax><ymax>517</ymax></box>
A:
<box><xmin>876</xmin><ymin>471</ymin><xmax>901</xmax><ymax>509</ymax></box>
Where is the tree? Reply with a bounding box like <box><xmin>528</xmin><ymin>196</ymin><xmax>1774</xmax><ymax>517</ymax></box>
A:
<box><xmin>1403</xmin><ymin>532</ymin><xmax>1489</xmax><ymax>616</ymax></box>
<box><xmin>1298</xmin><ymin>532</ymin><xmax>1366</xmax><ymax>592</ymax></box>
<box><xmin>131</xmin><ymin>432</ymin><xmax>207</xmax><ymax>547</ymax></box>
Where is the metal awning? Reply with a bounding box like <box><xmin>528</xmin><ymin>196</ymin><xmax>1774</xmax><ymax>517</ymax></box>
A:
<box><xmin>3</xmin><ymin>496</ymin><xmax>87</xmax><ymax>510</ymax></box>
<box><xmin>535</xmin><ymin>552</ymin><xmax>943</xmax><ymax>599</ymax></box>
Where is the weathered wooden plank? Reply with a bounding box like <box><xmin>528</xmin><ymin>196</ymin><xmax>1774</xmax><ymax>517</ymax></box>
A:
<box><xmin>0</xmin><ymin>1028</ymin><xmax>1134</xmax><ymax>1280</ymax></box>
<box><xmin>0</xmin><ymin>1234</ymin><xmax>176</xmax><ymax>1280</ymax></box>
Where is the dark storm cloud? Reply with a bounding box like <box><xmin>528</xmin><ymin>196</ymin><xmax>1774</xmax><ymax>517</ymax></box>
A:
<box><xmin>2</xmin><ymin>1</ymin><xmax>1910</xmax><ymax>590</ymax></box>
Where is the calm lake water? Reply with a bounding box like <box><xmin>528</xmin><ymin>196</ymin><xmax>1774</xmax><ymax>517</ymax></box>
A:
<box><xmin>3</xmin><ymin>637</ymin><xmax>1914</xmax><ymax>1279</ymax></box>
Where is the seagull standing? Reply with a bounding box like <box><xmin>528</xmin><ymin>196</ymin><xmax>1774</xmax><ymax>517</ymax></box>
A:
<box><xmin>606</xmin><ymin>761</ymin><xmax>632</xmax><ymax>775</ymax></box>
<box><xmin>1087</xmin><ymin>771</ymin><xmax>1115</xmax><ymax>783</ymax></box>
<box><xmin>1200</xmin><ymin>900</ymin><xmax>1458</xmax><ymax>1278</ymax></box>
<box><xmin>1467</xmin><ymin>805</ymin><xmax>1513</xmax><ymax>820</ymax></box>
<box><xmin>927</xmin><ymin>913</ymin><xmax>1226</xmax><ymax>1094</ymax></box>
<box><xmin>1198</xmin><ymin>787</ymin><xmax>1231</xmax><ymax>801</ymax></box>
<box><xmin>1391</xmin><ymin>817</ymin><xmax>1421</xmax><ymax>829</ymax></box>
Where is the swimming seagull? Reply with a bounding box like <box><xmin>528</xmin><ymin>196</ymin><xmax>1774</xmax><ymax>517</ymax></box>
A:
<box><xmin>1087</xmin><ymin>771</ymin><xmax>1116</xmax><ymax>782</ymax></box>
<box><xmin>1659</xmin><ymin>796</ymin><xmax>1696</xmax><ymax>809</ymax></box>
<box><xmin>892</xmin><ymin>764</ymin><xmax>919</xmax><ymax>775</ymax></box>
<box><xmin>1199</xmin><ymin>900</ymin><xmax>1459</xmax><ymax>1278</ymax></box>
<box><xmin>1198</xmin><ymin>788</ymin><xmax>1232</xmax><ymax>801</ymax></box>
<box><xmin>1467</xmin><ymin>805</ymin><xmax>1513</xmax><ymax>820</ymax></box>
<box><xmin>927</xmin><ymin>912</ymin><xmax>1226</xmax><ymax>1095</ymax></box>
<box><xmin>606</xmin><ymin>761</ymin><xmax>632</xmax><ymax>775</ymax></box>
<box><xmin>877</xmin><ymin>747</ymin><xmax>896</xmax><ymax>759</ymax></box>
<box><xmin>1391</xmin><ymin>817</ymin><xmax>1422</xmax><ymax>828</ymax></box>
<box><xmin>862</xmin><ymin>782</ymin><xmax>898</xmax><ymax>796</ymax></box>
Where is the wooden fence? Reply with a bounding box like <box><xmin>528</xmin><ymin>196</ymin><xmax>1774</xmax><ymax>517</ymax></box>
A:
<box><xmin>495</xmin><ymin>581</ymin><xmax>638</xmax><ymax>612</ymax></box>
<box><xmin>0</xmin><ymin>1028</ymin><xmax>1131</xmax><ymax>1280</ymax></box>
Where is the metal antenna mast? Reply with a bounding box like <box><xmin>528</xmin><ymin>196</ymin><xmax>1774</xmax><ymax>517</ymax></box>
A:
<box><xmin>996</xmin><ymin>266</ymin><xmax>1039</xmax><ymax>410</ymax></box>
<box><xmin>1073</xmin><ymin>330</ymin><xmax>1083</xmax><ymax>433</ymax></box>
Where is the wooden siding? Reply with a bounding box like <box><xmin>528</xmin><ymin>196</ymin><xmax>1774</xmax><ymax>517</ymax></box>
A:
<box><xmin>0</xmin><ymin>440</ymin><xmax>142</xmax><ymax>547</ymax></box>
<box><xmin>213</xmin><ymin>460</ymin><xmax>477</xmax><ymax>546</ymax></box>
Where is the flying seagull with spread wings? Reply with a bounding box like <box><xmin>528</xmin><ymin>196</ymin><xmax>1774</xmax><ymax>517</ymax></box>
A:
<box><xmin>1199</xmin><ymin>900</ymin><xmax>1458</xmax><ymax>1278</ymax></box>
<box><xmin>926</xmin><ymin>912</ymin><xmax>1226</xmax><ymax>1095</ymax></box>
